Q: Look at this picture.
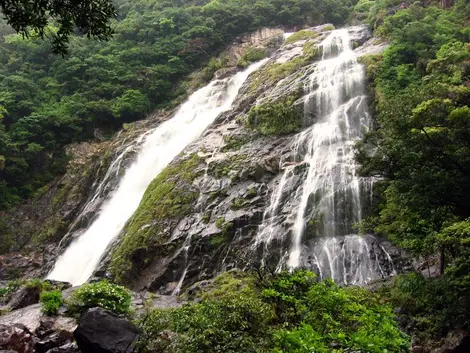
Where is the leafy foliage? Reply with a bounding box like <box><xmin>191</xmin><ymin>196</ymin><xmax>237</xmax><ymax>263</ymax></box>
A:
<box><xmin>0</xmin><ymin>0</ymin><xmax>353</xmax><ymax>211</ymax></box>
<box><xmin>40</xmin><ymin>289</ymin><xmax>63</xmax><ymax>315</ymax></box>
<box><xmin>136</xmin><ymin>270</ymin><xmax>408</xmax><ymax>353</ymax></box>
<box><xmin>67</xmin><ymin>280</ymin><xmax>131</xmax><ymax>315</ymax></box>
<box><xmin>0</xmin><ymin>0</ymin><xmax>116</xmax><ymax>54</ymax></box>
<box><xmin>355</xmin><ymin>0</ymin><xmax>470</xmax><ymax>339</ymax></box>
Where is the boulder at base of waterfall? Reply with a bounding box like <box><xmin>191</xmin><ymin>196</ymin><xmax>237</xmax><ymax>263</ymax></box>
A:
<box><xmin>74</xmin><ymin>308</ymin><xmax>139</xmax><ymax>353</ymax></box>
<box><xmin>0</xmin><ymin>324</ymin><xmax>34</xmax><ymax>353</ymax></box>
<box><xmin>7</xmin><ymin>287</ymin><xmax>41</xmax><ymax>311</ymax></box>
<box><xmin>435</xmin><ymin>330</ymin><xmax>470</xmax><ymax>353</ymax></box>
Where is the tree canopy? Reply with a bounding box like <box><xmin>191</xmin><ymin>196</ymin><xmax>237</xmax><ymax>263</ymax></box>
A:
<box><xmin>0</xmin><ymin>0</ymin><xmax>116</xmax><ymax>54</ymax></box>
<box><xmin>0</xmin><ymin>0</ymin><xmax>354</xmax><ymax>210</ymax></box>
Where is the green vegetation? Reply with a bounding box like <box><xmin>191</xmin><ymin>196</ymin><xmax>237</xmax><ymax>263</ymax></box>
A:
<box><xmin>136</xmin><ymin>270</ymin><xmax>408</xmax><ymax>353</ymax></box>
<box><xmin>0</xmin><ymin>0</ymin><xmax>353</xmax><ymax>211</ymax></box>
<box><xmin>356</xmin><ymin>0</ymin><xmax>470</xmax><ymax>340</ymax></box>
<box><xmin>0</xmin><ymin>0</ymin><xmax>115</xmax><ymax>54</ymax></box>
<box><xmin>285</xmin><ymin>30</ymin><xmax>319</xmax><ymax>44</ymax></box>
<box><xmin>249</xmin><ymin>55</ymin><xmax>311</xmax><ymax>93</ymax></box>
<box><xmin>231</xmin><ymin>197</ymin><xmax>247</xmax><ymax>210</ymax></box>
<box><xmin>221</xmin><ymin>135</ymin><xmax>249</xmax><ymax>152</ymax></box>
<box><xmin>67</xmin><ymin>280</ymin><xmax>131</xmax><ymax>315</ymax></box>
<box><xmin>208</xmin><ymin>153</ymin><xmax>247</xmax><ymax>179</ymax></box>
<box><xmin>378</xmin><ymin>273</ymin><xmax>469</xmax><ymax>341</ymax></box>
<box><xmin>110</xmin><ymin>154</ymin><xmax>202</xmax><ymax>281</ymax></box>
<box><xmin>40</xmin><ymin>290</ymin><xmax>63</xmax><ymax>315</ymax></box>
<box><xmin>247</xmin><ymin>95</ymin><xmax>302</xmax><ymax>135</ymax></box>
<box><xmin>237</xmin><ymin>47</ymin><xmax>268</xmax><ymax>67</ymax></box>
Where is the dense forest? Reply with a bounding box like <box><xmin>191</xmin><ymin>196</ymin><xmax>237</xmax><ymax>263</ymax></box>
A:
<box><xmin>0</xmin><ymin>0</ymin><xmax>469</xmax><ymax>352</ymax></box>
<box><xmin>0</xmin><ymin>0</ymin><xmax>352</xmax><ymax>210</ymax></box>
<box><xmin>356</xmin><ymin>0</ymin><xmax>470</xmax><ymax>341</ymax></box>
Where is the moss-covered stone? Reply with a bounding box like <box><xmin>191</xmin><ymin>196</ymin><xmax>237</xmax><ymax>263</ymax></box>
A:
<box><xmin>246</xmin><ymin>95</ymin><xmax>302</xmax><ymax>135</ymax></box>
<box><xmin>247</xmin><ymin>42</ymin><xmax>320</xmax><ymax>94</ymax></box>
<box><xmin>231</xmin><ymin>197</ymin><xmax>247</xmax><ymax>210</ymax></box>
<box><xmin>221</xmin><ymin>135</ymin><xmax>249</xmax><ymax>152</ymax></box>
<box><xmin>209</xmin><ymin>154</ymin><xmax>248</xmax><ymax>179</ymax></box>
<box><xmin>110</xmin><ymin>153</ymin><xmax>203</xmax><ymax>282</ymax></box>
<box><xmin>285</xmin><ymin>30</ymin><xmax>319</xmax><ymax>44</ymax></box>
<box><xmin>321</xmin><ymin>24</ymin><xmax>335</xmax><ymax>31</ymax></box>
<box><xmin>237</xmin><ymin>47</ymin><xmax>268</xmax><ymax>67</ymax></box>
<box><xmin>248</xmin><ymin>56</ymin><xmax>305</xmax><ymax>93</ymax></box>
<box><xmin>209</xmin><ymin>232</ymin><xmax>230</xmax><ymax>248</ymax></box>
<box><xmin>357</xmin><ymin>54</ymin><xmax>382</xmax><ymax>82</ymax></box>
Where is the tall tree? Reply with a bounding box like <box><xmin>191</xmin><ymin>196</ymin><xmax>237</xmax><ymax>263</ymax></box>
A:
<box><xmin>0</xmin><ymin>0</ymin><xmax>116</xmax><ymax>54</ymax></box>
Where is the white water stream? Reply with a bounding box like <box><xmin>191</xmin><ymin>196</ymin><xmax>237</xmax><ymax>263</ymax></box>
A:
<box><xmin>255</xmin><ymin>28</ymin><xmax>394</xmax><ymax>284</ymax></box>
<box><xmin>47</xmin><ymin>60</ymin><xmax>267</xmax><ymax>285</ymax></box>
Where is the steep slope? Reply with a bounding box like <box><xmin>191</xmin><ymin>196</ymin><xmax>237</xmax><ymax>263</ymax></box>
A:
<box><xmin>103</xmin><ymin>25</ymin><xmax>406</xmax><ymax>292</ymax></box>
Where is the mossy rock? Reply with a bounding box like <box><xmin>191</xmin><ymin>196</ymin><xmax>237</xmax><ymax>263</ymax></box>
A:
<box><xmin>221</xmin><ymin>135</ymin><xmax>249</xmax><ymax>152</ymax></box>
<box><xmin>110</xmin><ymin>153</ymin><xmax>203</xmax><ymax>282</ymax></box>
<box><xmin>248</xmin><ymin>43</ymin><xmax>320</xmax><ymax>94</ymax></box>
<box><xmin>246</xmin><ymin>95</ymin><xmax>303</xmax><ymax>135</ymax></box>
<box><xmin>237</xmin><ymin>47</ymin><xmax>268</xmax><ymax>68</ymax></box>
<box><xmin>285</xmin><ymin>30</ymin><xmax>319</xmax><ymax>44</ymax></box>
<box><xmin>209</xmin><ymin>154</ymin><xmax>248</xmax><ymax>179</ymax></box>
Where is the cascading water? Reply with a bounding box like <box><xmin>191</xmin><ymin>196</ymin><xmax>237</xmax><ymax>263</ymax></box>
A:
<box><xmin>254</xmin><ymin>28</ymin><xmax>395</xmax><ymax>284</ymax></box>
<box><xmin>47</xmin><ymin>59</ymin><xmax>267</xmax><ymax>286</ymax></box>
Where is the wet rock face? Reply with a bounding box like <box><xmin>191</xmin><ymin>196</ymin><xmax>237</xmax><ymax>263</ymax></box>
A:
<box><xmin>7</xmin><ymin>286</ymin><xmax>41</xmax><ymax>311</ymax></box>
<box><xmin>0</xmin><ymin>111</ymin><xmax>170</xmax><ymax>280</ymax></box>
<box><xmin>0</xmin><ymin>324</ymin><xmax>34</xmax><ymax>353</ymax></box>
<box><xmin>99</xmin><ymin>24</ymin><xmax>406</xmax><ymax>292</ymax></box>
<box><xmin>74</xmin><ymin>308</ymin><xmax>139</xmax><ymax>353</ymax></box>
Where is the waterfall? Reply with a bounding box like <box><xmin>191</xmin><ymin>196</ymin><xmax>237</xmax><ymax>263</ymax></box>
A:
<box><xmin>254</xmin><ymin>28</ymin><xmax>394</xmax><ymax>284</ymax></box>
<box><xmin>47</xmin><ymin>59</ymin><xmax>267</xmax><ymax>286</ymax></box>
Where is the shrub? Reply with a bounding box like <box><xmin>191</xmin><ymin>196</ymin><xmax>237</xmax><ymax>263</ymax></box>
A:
<box><xmin>67</xmin><ymin>280</ymin><xmax>131</xmax><ymax>315</ymax></box>
<box><xmin>40</xmin><ymin>290</ymin><xmax>63</xmax><ymax>315</ymax></box>
<box><xmin>135</xmin><ymin>270</ymin><xmax>409</xmax><ymax>353</ymax></box>
<box><xmin>136</xmin><ymin>272</ymin><xmax>275</xmax><ymax>353</ymax></box>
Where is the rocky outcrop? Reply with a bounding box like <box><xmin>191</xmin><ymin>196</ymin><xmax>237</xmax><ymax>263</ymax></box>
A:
<box><xmin>7</xmin><ymin>286</ymin><xmax>41</xmax><ymax>311</ymax></box>
<box><xmin>97</xmin><ymin>25</ymin><xmax>406</xmax><ymax>292</ymax></box>
<box><xmin>0</xmin><ymin>111</ymin><xmax>171</xmax><ymax>280</ymax></box>
<box><xmin>74</xmin><ymin>308</ymin><xmax>139</xmax><ymax>353</ymax></box>
<box><xmin>0</xmin><ymin>324</ymin><xmax>34</xmax><ymax>353</ymax></box>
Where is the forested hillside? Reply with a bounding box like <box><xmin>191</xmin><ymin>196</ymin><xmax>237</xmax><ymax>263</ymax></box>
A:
<box><xmin>0</xmin><ymin>0</ymin><xmax>352</xmax><ymax>210</ymax></box>
<box><xmin>356</xmin><ymin>0</ymin><xmax>470</xmax><ymax>344</ymax></box>
<box><xmin>0</xmin><ymin>1</ymin><xmax>469</xmax><ymax>353</ymax></box>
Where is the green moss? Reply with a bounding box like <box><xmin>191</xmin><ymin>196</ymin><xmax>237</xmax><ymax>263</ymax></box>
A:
<box><xmin>285</xmin><ymin>30</ymin><xmax>319</xmax><ymax>44</ymax></box>
<box><xmin>198</xmin><ymin>271</ymin><xmax>258</xmax><ymax>301</ymax></box>
<box><xmin>231</xmin><ymin>197</ymin><xmax>246</xmax><ymax>210</ymax></box>
<box><xmin>110</xmin><ymin>153</ymin><xmax>203</xmax><ymax>281</ymax></box>
<box><xmin>357</xmin><ymin>54</ymin><xmax>382</xmax><ymax>81</ymax></box>
<box><xmin>33</xmin><ymin>216</ymin><xmax>67</xmax><ymax>244</ymax></box>
<box><xmin>215</xmin><ymin>217</ymin><xmax>225</xmax><ymax>229</ymax></box>
<box><xmin>32</xmin><ymin>184</ymin><xmax>50</xmax><ymax>198</ymax></box>
<box><xmin>209</xmin><ymin>232</ymin><xmax>229</xmax><ymax>247</ymax></box>
<box><xmin>246</xmin><ymin>95</ymin><xmax>302</xmax><ymax>135</ymax></box>
<box><xmin>248</xmin><ymin>43</ymin><xmax>320</xmax><ymax>93</ymax></box>
<box><xmin>221</xmin><ymin>135</ymin><xmax>249</xmax><ymax>152</ymax></box>
<box><xmin>237</xmin><ymin>47</ymin><xmax>268</xmax><ymax>67</ymax></box>
<box><xmin>303</xmin><ymin>41</ymin><xmax>321</xmax><ymax>58</ymax></box>
<box><xmin>321</xmin><ymin>24</ymin><xmax>335</xmax><ymax>31</ymax></box>
<box><xmin>247</xmin><ymin>187</ymin><xmax>257</xmax><ymax>198</ymax></box>
<box><xmin>209</xmin><ymin>154</ymin><xmax>248</xmax><ymax>179</ymax></box>
<box><xmin>248</xmin><ymin>56</ymin><xmax>304</xmax><ymax>93</ymax></box>
<box><xmin>202</xmin><ymin>211</ymin><xmax>211</xmax><ymax>224</ymax></box>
